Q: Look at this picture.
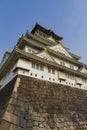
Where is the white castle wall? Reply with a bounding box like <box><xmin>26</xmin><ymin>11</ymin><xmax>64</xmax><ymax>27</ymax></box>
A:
<box><xmin>0</xmin><ymin>58</ymin><xmax>87</xmax><ymax>90</ymax></box>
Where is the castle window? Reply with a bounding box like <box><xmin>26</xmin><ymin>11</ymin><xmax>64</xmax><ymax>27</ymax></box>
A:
<box><xmin>48</xmin><ymin>67</ymin><xmax>51</xmax><ymax>73</ymax></box>
<box><xmin>32</xmin><ymin>62</ymin><xmax>35</xmax><ymax>68</ymax></box>
<box><xmin>38</xmin><ymin>30</ymin><xmax>47</xmax><ymax>38</ymax></box>
<box><xmin>48</xmin><ymin>67</ymin><xmax>55</xmax><ymax>74</ymax></box>
<box><xmin>32</xmin><ymin>62</ymin><xmax>44</xmax><ymax>71</ymax></box>
<box><xmin>28</xmin><ymin>48</ymin><xmax>35</xmax><ymax>54</ymax></box>
<box><xmin>35</xmin><ymin>74</ymin><xmax>37</xmax><ymax>77</ymax></box>
<box><xmin>60</xmin><ymin>60</ymin><xmax>65</xmax><ymax>66</ymax></box>
<box><xmin>41</xmin><ymin>76</ymin><xmax>44</xmax><ymax>78</ymax></box>
<box><xmin>36</xmin><ymin>64</ymin><xmax>39</xmax><ymax>69</ymax></box>
<box><xmin>70</xmin><ymin>64</ymin><xmax>74</xmax><ymax>69</ymax></box>
<box><xmin>52</xmin><ymin>68</ymin><xmax>55</xmax><ymax>74</ymax></box>
<box><xmin>40</xmin><ymin>64</ymin><xmax>44</xmax><ymax>71</ymax></box>
<box><xmin>30</xmin><ymin>73</ymin><xmax>33</xmax><ymax>76</ymax></box>
<box><xmin>59</xmin><ymin>80</ymin><xmax>61</xmax><ymax>83</ymax></box>
<box><xmin>49</xmin><ymin>77</ymin><xmax>51</xmax><ymax>80</ymax></box>
<box><xmin>66</xmin><ymin>73</ymin><xmax>74</xmax><ymax>80</ymax></box>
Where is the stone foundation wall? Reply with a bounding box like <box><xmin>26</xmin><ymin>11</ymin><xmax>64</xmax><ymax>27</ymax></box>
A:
<box><xmin>0</xmin><ymin>77</ymin><xmax>17</xmax><ymax>122</ymax></box>
<box><xmin>0</xmin><ymin>75</ymin><xmax>87</xmax><ymax>130</ymax></box>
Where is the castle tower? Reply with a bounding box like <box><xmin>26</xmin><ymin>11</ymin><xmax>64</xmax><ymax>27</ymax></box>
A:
<box><xmin>0</xmin><ymin>23</ymin><xmax>87</xmax><ymax>129</ymax></box>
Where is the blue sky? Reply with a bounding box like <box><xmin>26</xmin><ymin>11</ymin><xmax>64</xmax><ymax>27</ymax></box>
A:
<box><xmin>0</xmin><ymin>0</ymin><xmax>87</xmax><ymax>63</ymax></box>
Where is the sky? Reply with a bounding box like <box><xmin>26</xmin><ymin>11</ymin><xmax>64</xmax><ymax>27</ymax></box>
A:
<box><xmin>0</xmin><ymin>0</ymin><xmax>87</xmax><ymax>64</ymax></box>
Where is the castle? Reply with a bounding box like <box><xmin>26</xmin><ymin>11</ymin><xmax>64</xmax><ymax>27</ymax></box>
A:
<box><xmin>0</xmin><ymin>23</ymin><xmax>87</xmax><ymax>90</ymax></box>
<box><xmin>0</xmin><ymin>23</ymin><xmax>87</xmax><ymax>130</ymax></box>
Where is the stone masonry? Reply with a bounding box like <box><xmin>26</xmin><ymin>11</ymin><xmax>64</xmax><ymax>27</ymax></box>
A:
<box><xmin>0</xmin><ymin>75</ymin><xmax>87</xmax><ymax>130</ymax></box>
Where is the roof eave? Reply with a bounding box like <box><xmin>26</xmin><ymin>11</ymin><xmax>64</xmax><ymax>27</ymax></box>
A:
<box><xmin>0</xmin><ymin>48</ymin><xmax>87</xmax><ymax>80</ymax></box>
<box><xmin>69</xmin><ymin>52</ymin><xmax>81</xmax><ymax>60</ymax></box>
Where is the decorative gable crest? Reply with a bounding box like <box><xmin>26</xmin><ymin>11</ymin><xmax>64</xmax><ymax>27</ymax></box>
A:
<box><xmin>50</xmin><ymin>44</ymin><xmax>72</xmax><ymax>58</ymax></box>
<box><xmin>36</xmin><ymin>49</ymin><xmax>55</xmax><ymax>62</ymax></box>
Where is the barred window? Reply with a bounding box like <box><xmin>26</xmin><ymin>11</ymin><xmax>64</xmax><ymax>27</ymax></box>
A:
<box><xmin>66</xmin><ymin>73</ymin><xmax>74</xmax><ymax>80</ymax></box>
<box><xmin>52</xmin><ymin>68</ymin><xmax>55</xmax><ymax>74</ymax></box>
<box><xmin>36</xmin><ymin>64</ymin><xmax>39</xmax><ymax>69</ymax></box>
<box><xmin>32</xmin><ymin>62</ymin><xmax>35</xmax><ymax>68</ymax></box>
<box><xmin>60</xmin><ymin>60</ymin><xmax>65</xmax><ymax>66</ymax></box>
<box><xmin>70</xmin><ymin>64</ymin><xmax>74</xmax><ymax>69</ymax></box>
<box><xmin>40</xmin><ymin>64</ymin><xmax>44</xmax><ymax>71</ymax></box>
<box><xmin>32</xmin><ymin>62</ymin><xmax>44</xmax><ymax>71</ymax></box>
<box><xmin>48</xmin><ymin>67</ymin><xmax>51</xmax><ymax>73</ymax></box>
